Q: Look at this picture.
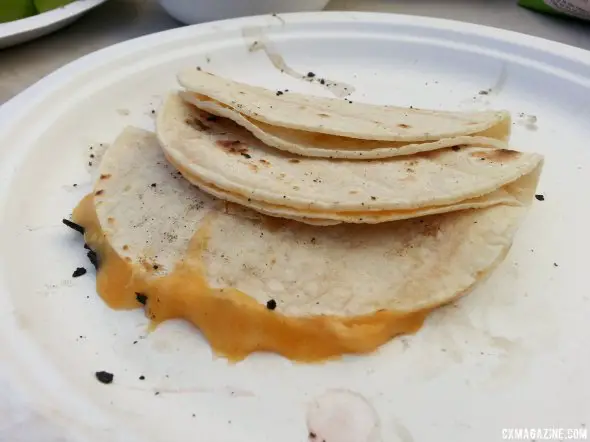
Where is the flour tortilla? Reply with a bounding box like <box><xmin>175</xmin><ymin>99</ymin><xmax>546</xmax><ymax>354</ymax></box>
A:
<box><xmin>95</xmin><ymin>126</ymin><xmax>531</xmax><ymax>316</ymax></box>
<box><xmin>157</xmin><ymin>93</ymin><xmax>543</xmax><ymax>224</ymax></box>
<box><xmin>177</xmin><ymin>68</ymin><xmax>511</xmax><ymax>142</ymax></box>
<box><xmin>181</xmin><ymin>91</ymin><xmax>511</xmax><ymax>159</ymax></box>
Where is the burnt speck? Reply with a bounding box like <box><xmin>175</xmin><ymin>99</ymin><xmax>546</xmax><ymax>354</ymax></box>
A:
<box><xmin>196</xmin><ymin>66</ymin><xmax>201</xmax><ymax>71</ymax></box>
<box><xmin>136</xmin><ymin>293</ymin><xmax>147</xmax><ymax>305</ymax></box>
<box><xmin>95</xmin><ymin>189</ymin><xmax>104</xmax><ymax>196</ymax></box>
<box><xmin>478</xmin><ymin>90</ymin><xmax>489</xmax><ymax>95</ymax></box>
<box><xmin>310</xmin><ymin>237</ymin><xmax>316</xmax><ymax>244</ymax></box>
<box><xmin>95</xmin><ymin>371</ymin><xmax>114</xmax><ymax>384</ymax></box>
<box><xmin>90</xmin><ymin>154</ymin><xmax>95</xmax><ymax>159</ymax></box>
<box><xmin>307</xmin><ymin>72</ymin><xmax>316</xmax><ymax>78</ymax></box>
<box><xmin>309</xmin><ymin>432</ymin><xmax>317</xmax><ymax>439</ymax></box>
<box><xmin>289</xmin><ymin>159</ymin><xmax>300</xmax><ymax>163</ymax></box>
<box><xmin>151</xmin><ymin>109</ymin><xmax>155</xmax><ymax>115</ymax></box>
<box><xmin>87</xmin><ymin>250</ymin><xmax>99</xmax><ymax>269</ymax></box>
<box><xmin>139</xmin><ymin>375</ymin><xmax>145</xmax><ymax>380</ymax></box>
<box><xmin>62</xmin><ymin>219</ymin><xmax>85</xmax><ymax>234</ymax></box>
<box><xmin>451</xmin><ymin>146</ymin><xmax>461</xmax><ymax>152</ymax></box>
<box><xmin>73</xmin><ymin>183</ymin><xmax>78</xmax><ymax>187</ymax></box>
<box><xmin>553</xmin><ymin>262</ymin><xmax>558</xmax><ymax>267</ymax></box>
<box><xmin>535</xmin><ymin>194</ymin><xmax>545</xmax><ymax>201</ymax></box>
<box><xmin>240</xmin><ymin>152</ymin><xmax>252</xmax><ymax>159</ymax></box>
<box><xmin>266</xmin><ymin>299</ymin><xmax>277</xmax><ymax>310</ymax></box>
<box><xmin>155</xmin><ymin>391</ymin><xmax>160</xmax><ymax>396</ymax></box>
<box><xmin>276</xmin><ymin>91</ymin><xmax>283</xmax><ymax>96</ymax></box>
<box><xmin>398</xmin><ymin>123</ymin><xmax>411</xmax><ymax>129</ymax></box>
<box><xmin>153</xmin><ymin>265</ymin><xmax>159</xmax><ymax>270</ymax></box>
<box><xmin>319</xmin><ymin>79</ymin><xmax>326</xmax><ymax>85</ymax></box>
<box><xmin>370</xmin><ymin>196</ymin><xmax>377</xmax><ymax>201</ymax></box>
<box><xmin>100</xmin><ymin>174</ymin><xmax>111</xmax><ymax>180</ymax></box>
<box><xmin>151</xmin><ymin>183</ymin><xmax>157</xmax><ymax>188</ymax></box>
<box><xmin>133</xmin><ymin>340</ymin><xmax>138</xmax><ymax>344</ymax></box>
<box><xmin>72</xmin><ymin>267</ymin><xmax>87</xmax><ymax>278</ymax></box>
<box><xmin>88</xmin><ymin>162</ymin><xmax>93</xmax><ymax>166</ymax></box>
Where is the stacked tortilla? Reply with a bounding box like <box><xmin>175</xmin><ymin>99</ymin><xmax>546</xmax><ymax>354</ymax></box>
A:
<box><xmin>73</xmin><ymin>69</ymin><xmax>544</xmax><ymax>362</ymax></box>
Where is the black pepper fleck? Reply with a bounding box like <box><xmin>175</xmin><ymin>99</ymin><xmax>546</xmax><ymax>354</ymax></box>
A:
<box><xmin>535</xmin><ymin>194</ymin><xmax>545</xmax><ymax>201</ymax></box>
<box><xmin>139</xmin><ymin>375</ymin><xmax>145</xmax><ymax>380</ymax></box>
<box><xmin>370</xmin><ymin>196</ymin><xmax>377</xmax><ymax>200</ymax></box>
<box><xmin>95</xmin><ymin>371</ymin><xmax>114</xmax><ymax>384</ymax></box>
<box><xmin>276</xmin><ymin>91</ymin><xmax>283</xmax><ymax>96</ymax></box>
<box><xmin>451</xmin><ymin>146</ymin><xmax>460</xmax><ymax>151</ymax></box>
<box><xmin>240</xmin><ymin>153</ymin><xmax>252</xmax><ymax>159</ymax></box>
<box><xmin>72</xmin><ymin>267</ymin><xmax>87</xmax><ymax>278</ymax></box>
<box><xmin>319</xmin><ymin>79</ymin><xmax>325</xmax><ymax>85</ymax></box>
<box><xmin>307</xmin><ymin>72</ymin><xmax>315</xmax><ymax>78</ymax></box>
<box><xmin>151</xmin><ymin>183</ymin><xmax>157</xmax><ymax>187</ymax></box>
<box><xmin>266</xmin><ymin>299</ymin><xmax>277</xmax><ymax>310</ymax></box>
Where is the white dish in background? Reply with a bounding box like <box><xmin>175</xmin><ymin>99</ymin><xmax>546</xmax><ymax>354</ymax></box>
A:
<box><xmin>0</xmin><ymin>11</ymin><xmax>589</xmax><ymax>442</ymax></box>
<box><xmin>158</xmin><ymin>0</ymin><xmax>329</xmax><ymax>24</ymax></box>
<box><xmin>0</xmin><ymin>0</ymin><xmax>108</xmax><ymax>50</ymax></box>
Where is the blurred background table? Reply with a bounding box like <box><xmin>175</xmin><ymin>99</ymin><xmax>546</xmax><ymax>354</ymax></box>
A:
<box><xmin>1</xmin><ymin>0</ymin><xmax>590</xmax><ymax>103</ymax></box>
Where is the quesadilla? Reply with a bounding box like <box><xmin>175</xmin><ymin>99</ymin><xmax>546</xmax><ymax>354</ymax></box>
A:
<box><xmin>157</xmin><ymin>93</ymin><xmax>543</xmax><ymax>225</ymax></box>
<box><xmin>177</xmin><ymin>69</ymin><xmax>511</xmax><ymax>159</ymax></box>
<box><xmin>71</xmin><ymin>126</ymin><xmax>536</xmax><ymax>362</ymax></box>
<box><xmin>181</xmin><ymin>91</ymin><xmax>511</xmax><ymax>159</ymax></box>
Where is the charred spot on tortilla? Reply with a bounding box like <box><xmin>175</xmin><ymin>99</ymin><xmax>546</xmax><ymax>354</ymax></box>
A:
<box><xmin>100</xmin><ymin>174</ymin><xmax>111</xmax><ymax>180</ymax></box>
<box><xmin>95</xmin><ymin>189</ymin><xmax>104</xmax><ymax>196</ymax></box>
<box><xmin>150</xmin><ymin>183</ymin><xmax>157</xmax><ymax>188</ymax></box>
<box><xmin>72</xmin><ymin>267</ymin><xmax>87</xmax><ymax>278</ymax></box>
<box><xmin>289</xmin><ymin>159</ymin><xmax>300</xmax><ymax>163</ymax></box>
<box><xmin>136</xmin><ymin>293</ymin><xmax>148</xmax><ymax>305</ymax></box>
<box><xmin>216</xmin><ymin>140</ymin><xmax>248</xmax><ymax>155</ymax></box>
<box><xmin>371</xmin><ymin>196</ymin><xmax>377</xmax><ymax>200</ymax></box>
<box><xmin>276</xmin><ymin>91</ymin><xmax>284</xmax><ymax>96</ymax></box>
<box><xmin>107</xmin><ymin>217</ymin><xmax>115</xmax><ymax>225</ymax></box>
<box><xmin>398</xmin><ymin>123</ymin><xmax>411</xmax><ymax>129</ymax></box>
<box><xmin>259</xmin><ymin>159</ymin><xmax>270</xmax><ymax>166</ymax></box>
<box><xmin>266</xmin><ymin>299</ymin><xmax>277</xmax><ymax>310</ymax></box>
<box><xmin>95</xmin><ymin>371</ymin><xmax>114</xmax><ymax>384</ymax></box>
<box><xmin>122</xmin><ymin>245</ymin><xmax>129</xmax><ymax>251</ymax></box>
<box><xmin>240</xmin><ymin>152</ymin><xmax>252</xmax><ymax>159</ymax></box>
<box><xmin>62</xmin><ymin>218</ymin><xmax>85</xmax><ymax>234</ymax></box>
<box><xmin>185</xmin><ymin>117</ymin><xmax>209</xmax><ymax>131</ymax></box>
<box><xmin>318</xmin><ymin>113</ymin><xmax>330</xmax><ymax>118</ymax></box>
<box><xmin>474</xmin><ymin>149</ymin><xmax>521</xmax><ymax>163</ymax></box>
<box><xmin>307</xmin><ymin>72</ymin><xmax>316</xmax><ymax>78</ymax></box>
<box><xmin>535</xmin><ymin>194</ymin><xmax>545</xmax><ymax>201</ymax></box>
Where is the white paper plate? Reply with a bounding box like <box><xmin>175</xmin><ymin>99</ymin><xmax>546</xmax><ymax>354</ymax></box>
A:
<box><xmin>0</xmin><ymin>12</ymin><xmax>589</xmax><ymax>442</ymax></box>
<box><xmin>0</xmin><ymin>0</ymin><xmax>108</xmax><ymax>49</ymax></box>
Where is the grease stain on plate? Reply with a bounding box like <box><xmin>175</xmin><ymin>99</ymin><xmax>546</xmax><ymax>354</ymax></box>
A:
<box><xmin>306</xmin><ymin>389</ymin><xmax>381</xmax><ymax>442</ymax></box>
<box><xmin>242</xmin><ymin>26</ymin><xmax>355</xmax><ymax>98</ymax></box>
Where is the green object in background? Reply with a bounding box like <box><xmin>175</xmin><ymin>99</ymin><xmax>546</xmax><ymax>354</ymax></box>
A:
<box><xmin>34</xmin><ymin>0</ymin><xmax>75</xmax><ymax>13</ymax></box>
<box><xmin>0</xmin><ymin>0</ymin><xmax>37</xmax><ymax>23</ymax></box>
<box><xmin>518</xmin><ymin>0</ymin><xmax>590</xmax><ymax>21</ymax></box>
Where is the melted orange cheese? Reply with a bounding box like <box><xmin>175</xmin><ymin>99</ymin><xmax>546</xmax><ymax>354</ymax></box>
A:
<box><xmin>73</xmin><ymin>194</ymin><xmax>430</xmax><ymax>362</ymax></box>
